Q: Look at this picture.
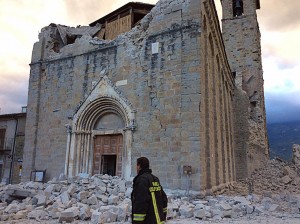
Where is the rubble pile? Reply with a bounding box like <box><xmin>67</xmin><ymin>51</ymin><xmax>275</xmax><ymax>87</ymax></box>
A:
<box><xmin>251</xmin><ymin>159</ymin><xmax>300</xmax><ymax>194</ymax></box>
<box><xmin>0</xmin><ymin>174</ymin><xmax>132</xmax><ymax>223</ymax></box>
<box><xmin>167</xmin><ymin>194</ymin><xmax>300</xmax><ymax>222</ymax></box>
<box><xmin>0</xmin><ymin>158</ymin><xmax>300</xmax><ymax>223</ymax></box>
<box><xmin>225</xmin><ymin>159</ymin><xmax>300</xmax><ymax>196</ymax></box>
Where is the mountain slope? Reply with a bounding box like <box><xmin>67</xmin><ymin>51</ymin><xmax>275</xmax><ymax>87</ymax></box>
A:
<box><xmin>267</xmin><ymin>120</ymin><xmax>300</xmax><ymax>160</ymax></box>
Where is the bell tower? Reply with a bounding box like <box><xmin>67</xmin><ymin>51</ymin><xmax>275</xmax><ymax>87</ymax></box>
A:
<box><xmin>221</xmin><ymin>0</ymin><xmax>269</xmax><ymax>179</ymax></box>
<box><xmin>221</xmin><ymin>0</ymin><xmax>262</xmax><ymax>74</ymax></box>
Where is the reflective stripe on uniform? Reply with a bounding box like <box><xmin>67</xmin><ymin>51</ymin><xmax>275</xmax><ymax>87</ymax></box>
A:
<box><xmin>133</xmin><ymin>213</ymin><xmax>146</xmax><ymax>221</ymax></box>
<box><xmin>151</xmin><ymin>191</ymin><xmax>165</xmax><ymax>224</ymax></box>
<box><xmin>163</xmin><ymin>207</ymin><xmax>167</xmax><ymax>213</ymax></box>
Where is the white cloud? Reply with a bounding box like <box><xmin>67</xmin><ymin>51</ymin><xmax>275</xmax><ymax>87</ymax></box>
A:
<box><xmin>261</xmin><ymin>29</ymin><xmax>300</xmax><ymax>66</ymax></box>
<box><xmin>264</xmin><ymin>57</ymin><xmax>300</xmax><ymax>94</ymax></box>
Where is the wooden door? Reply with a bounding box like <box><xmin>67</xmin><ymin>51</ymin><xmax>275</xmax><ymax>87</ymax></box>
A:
<box><xmin>93</xmin><ymin>134</ymin><xmax>123</xmax><ymax>176</ymax></box>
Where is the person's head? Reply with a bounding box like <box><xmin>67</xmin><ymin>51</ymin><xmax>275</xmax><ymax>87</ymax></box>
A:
<box><xmin>136</xmin><ymin>157</ymin><xmax>149</xmax><ymax>173</ymax></box>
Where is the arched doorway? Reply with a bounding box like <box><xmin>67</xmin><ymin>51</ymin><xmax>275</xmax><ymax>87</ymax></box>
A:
<box><xmin>65</xmin><ymin>76</ymin><xmax>136</xmax><ymax>180</ymax></box>
<box><xmin>93</xmin><ymin>113</ymin><xmax>124</xmax><ymax>176</ymax></box>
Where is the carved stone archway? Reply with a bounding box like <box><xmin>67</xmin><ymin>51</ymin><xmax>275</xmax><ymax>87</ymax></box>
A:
<box><xmin>64</xmin><ymin>76</ymin><xmax>136</xmax><ymax>180</ymax></box>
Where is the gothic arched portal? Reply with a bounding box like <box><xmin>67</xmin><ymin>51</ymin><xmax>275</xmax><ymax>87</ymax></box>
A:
<box><xmin>64</xmin><ymin>76</ymin><xmax>136</xmax><ymax>180</ymax></box>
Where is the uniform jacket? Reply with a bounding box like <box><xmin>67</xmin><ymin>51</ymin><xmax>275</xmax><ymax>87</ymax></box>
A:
<box><xmin>131</xmin><ymin>168</ymin><xmax>168</xmax><ymax>224</ymax></box>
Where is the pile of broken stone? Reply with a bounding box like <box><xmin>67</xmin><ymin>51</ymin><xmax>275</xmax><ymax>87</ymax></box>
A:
<box><xmin>0</xmin><ymin>160</ymin><xmax>300</xmax><ymax>223</ymax></box>
<box><xmin>224</xmin><ymin>158</ymin><xmax>300</xmax><ymax>197</ymax></box>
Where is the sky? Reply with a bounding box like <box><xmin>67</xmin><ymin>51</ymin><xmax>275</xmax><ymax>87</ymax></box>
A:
<box><xmin>0</xmin><ymin>0</ymin><xmax>299</xmax><ymax>124</ymax></box>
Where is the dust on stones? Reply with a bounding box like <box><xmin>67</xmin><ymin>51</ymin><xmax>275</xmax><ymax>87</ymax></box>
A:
<box><xmin>1</xmin><ymin>157</ymin><xmax>300</xmax><ymax>223</ymax></box>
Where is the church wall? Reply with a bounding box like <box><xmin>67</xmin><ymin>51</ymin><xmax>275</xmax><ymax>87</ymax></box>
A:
<box><xmin>24</xmin><ymin>0</ymin><xmax>206</xmax><ymax>190</ymax></box>
<box><xmin>200</xmin><ymin>0</ymin><xmax>235</xmax><ymax>192</ymax></box>
<box><xmin>23</xmin><ymin>0</ymin><xmax>267</xmax><ymax>191</ymax></box>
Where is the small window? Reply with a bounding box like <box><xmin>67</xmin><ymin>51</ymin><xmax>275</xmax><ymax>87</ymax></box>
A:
<box><xmin>233</xmin><ymin>0</ymin><xmax>244</xmax><ymax>17</ymax></box>
<box><xmin>21</xmin><ymin>106</ymin><xmax>27</xmax><ymax>113</ymax></box>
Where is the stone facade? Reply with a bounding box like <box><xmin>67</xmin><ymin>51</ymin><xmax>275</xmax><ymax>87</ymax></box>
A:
<box><xmin>221</xmin><ymin>0</ymin><xmax>269</xmax><ymax>178</ymax></box>
<box><xmin>200</xmin><ymin>0</ymin><xmax>236</xmax><ymax>192</ymax></box>
<box><xmin>23</xmin><ymin>0</ymin><xmax>268</xmax><ymax>192</ymax></box>
<box><xmin>0</xmin><ymin>113</ymin><xmax>26</xmax><ymax>184</ymax></box>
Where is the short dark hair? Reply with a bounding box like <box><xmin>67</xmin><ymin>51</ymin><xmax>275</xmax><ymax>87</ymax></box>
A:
<box><xmin>137</xmin><ymin>157</ymin><xmax>149</xmax><ymax>170</ymax></box>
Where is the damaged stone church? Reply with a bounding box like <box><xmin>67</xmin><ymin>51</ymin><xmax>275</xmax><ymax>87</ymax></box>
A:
<box><xmin>23</xmin><ymin>0</ymin><xmax>269</xmax><ymax>192</ymax></box>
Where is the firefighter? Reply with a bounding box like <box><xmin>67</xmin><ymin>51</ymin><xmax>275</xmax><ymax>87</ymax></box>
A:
<box><xmin>131</xmin><ymin>157</ymin><xmax>168</xmax><ymax>224</ymax></box>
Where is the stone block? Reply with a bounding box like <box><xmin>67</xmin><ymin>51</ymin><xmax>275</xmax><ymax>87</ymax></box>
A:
<box><xmin>4</xmin><ymin>203</ymin><xmax>20</xmax><ymax>214</ymax></box>
<box><xmin>53</xmin><ymin>184</ymin><xmax>62</xmax><ymax>192</ymax></box>
<box><xmin>261</xmin><ymin>197</ymin><xmax>273</xmax><ymax>210</ymax></box>
<box><xmin>6</xmin><ymin>188</ymin><xmax>36</xmax><ymax>198</ymax></box>
<box><xmin>0</xmin><ymin>202</ymin><xmax>7</xmax><ymax>210</ymax></box>
<box><xmin>194</xmin><ymin>203</ymin><xmax>205</xmax><ymax>210</ymax></box>
<box><xmin>34</xmin><ymin>194</ymin><xmax>47</xmax><ymax>207</ymax></box>
<box><xmin>211</xmin><ymin>208</ymin><xmax>222</xmax><ymax>217</ymax></box>
<box><xmin>99</xmin><ymin>211</ymin><xmax>117</xmax><ymax>223</ymax></box>
<box><xmin>268</xmin><ymin>204</ymin><xmax>280</xmax><ymax>212</ymax></box>
<box><xmin>60</xmin><ymin>191</ymin><xmax>70</xmax><ymax>206</ymax></box>
<box><xmin>253</xmin><ymin>206</ymin><xmax>264</xmax><ymax>215</ymax></box>
<box><xmin>118</xmin><ymin>180</ymin><xmax>126</xmax><ymax>193</ymax></box>
<box><xmin>79</xmin><ymin>205</ymin><xmax>92</xmax><ymax>220</ymax></box>
<box><xmin>67</xmin><ymin>184</ymin><xmax>78</xmax><ymax>195</ymax></box>
<box><xmin>281</xmin><ymin>175</ymin><xmax>292</xmax><ymax>184</ymax></box>
<box><xmin>88</xmin><ymin>184</ymin><xmax>96</xmax><ymax>190</ymax></box>
<box><xmin>108</xmin><ymin>195</ymin><xmax>119</xmax><ymax>205</ymax></box>
<box><xmin>98</xmin><ymin>186</ymin><xmax>107</xmax><ymax>193</ymax></box>
<box><xmin>117</xmin><ymin>203</ymin><xmax>130</xmax><ymax>222</ymax></box>
<box><xmin>194</xmin><ymin>208</ymin><xmax>205</xmax><ymax>219</ymax></box>
<box><xmin>246</xmin><ymin>204</ymin><xmax>254</xmax><ymax>214</ymax></box>
<box><xmin>86</xmin><ymin>195</ymin><xmax>98</xmax><ymax>205</ymax></box>
<box><xmin>233</xmin><ymin>196</ymin><xmax>251</xmax><ymax>205</ymax></box>
<box><xmin>167</xmin><ymin>207</ymin><xmax>178</xmax><ymax>220</ymax></box>
<box><xmin>0</xmin><ymin>214</ymin><xmax>9</xmax><ymax>221</ymax></box>
<box><xmin>91</xmin><ymin>211</ymin><xmax>102</xmax><ymax>224</ymax></box>
<box><xmin>27</xmin><ymin>210</ymin><xmax>49</xmax><ymax>220</ymax></box>
<box><xmin>219</xmin><ymin>202</ymin><xmax>232</xmax><ymax>211</ymax></box>
<box><xmin>13</xmin><ymin>210</ymin><xmax>28</xmax><ymax>220</ymax></box>
<box><xmin>212</xmin><ymin>214</ymin><xmax>222</xmax><ymax>221</ymax></box>
<box><xmin>97</xmin><ymin>194</ymin><xmax>108</xmax><ymax>203</ymax></box>
<box><xmin>48</xmin><ymin>207</ymin><xmax>64</xmax><ymax>219</ymax></box>
<box><xmin>44</xmin><ymin>184</ymin><xmax>54</xmax><ymax>193</ymax></box>
<box><xmin>77</xmin><ymin>191</ymin><xmax>89</xmax><ymax>201</ymax></box>
<box><xmin>58</xmin><ymin>211</ymin><xmax>77</xmax><ymax>223</ymax></box>
<box><xmin>179</xmin><ymin>203</ymin><xmax>194</xmax><ymax>218</ymax></box>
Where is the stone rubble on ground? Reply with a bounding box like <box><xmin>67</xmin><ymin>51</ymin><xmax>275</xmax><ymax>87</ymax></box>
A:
<box><xmin>224</xmin><ymin>158</ymin><xmax>300</xmax><ymax>196</ymax></box>
<box><xmin>0</xmin><ymin>159</ymin><xmax>300</xmax><ymax>223</ymax></box>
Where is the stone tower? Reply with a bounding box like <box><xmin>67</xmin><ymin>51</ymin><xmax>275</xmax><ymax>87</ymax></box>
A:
<box><xmin>221</xmin><ymin>0</ymin><xmax>269</xmax><ymax>178</ymax></box>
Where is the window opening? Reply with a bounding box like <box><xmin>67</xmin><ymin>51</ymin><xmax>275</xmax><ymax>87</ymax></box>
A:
<box><xmin>233</xmin><ymin>0</ymin><xmax>244</xmax><ymax>17</ymax></box>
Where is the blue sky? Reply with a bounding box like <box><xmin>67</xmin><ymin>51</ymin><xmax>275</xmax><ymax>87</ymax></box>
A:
<box><xmin>0</xmin><ymin>0</ymin><xmax>299</xmax><ymax>124</ymax></box>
